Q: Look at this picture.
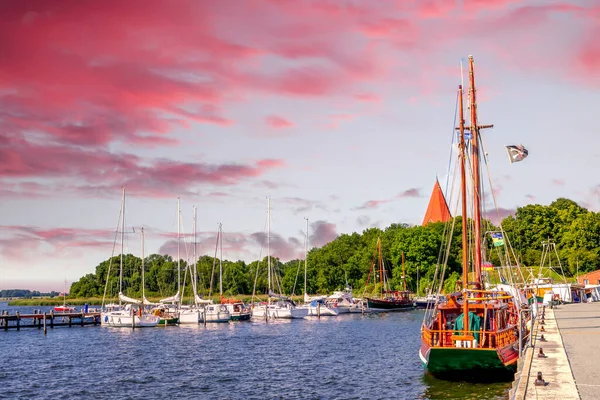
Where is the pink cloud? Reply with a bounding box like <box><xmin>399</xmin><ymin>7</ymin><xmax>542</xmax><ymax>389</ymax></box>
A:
<box><xmin>551</xmin><ymin>179</ymin><xmax>565</xmax><ymax>186</ymax></box>
<box><xmin>354</xmin><ymin>199</ymin><xmax>390</xmax><ymax>210</ymax></box>
<box><xmin>525</xmin><ymin>194</ymin><xmax>536</xmax><ymax>202</ymax></box>
<box><xmin>265</xmin><ymin>115</ymin><xmax>294</xmax><ymax>129</ymax></box>
<box><xmin>488</xmin><ymin>207</ymin><xmax>516</xmax><ymax>225</ymax></box>
<box><xmin>0</xmin><ymin>225</ymin><xmax>115</xmax><ymax>261</ymax></box>
<box><xmin>354</xmin><ymin>93</ymin><xmax>381</xmax><ymax>102</ymax></box>
<box><xmin>280</xmin><ymin>197</ymin><xmax>328</xmax><ymax>214</ymax></box>
<box><xmin>309</xmin><ymin>220</ymin><xmax>338</xmax><ymax>247</ymax></box>
<box><xmin>0</xmin><ymin>135</ymin><xmax>284</xmax><ymax>198</ymax></box>
<box><xmin>396</xmin><ymin>188</ymin><xmax>421</xmax><ymax>198</ymax></box>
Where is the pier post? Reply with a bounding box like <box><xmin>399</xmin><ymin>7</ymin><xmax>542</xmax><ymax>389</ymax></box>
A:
<box><xmin>204</xmin><ymin>306</ymin><xmax>207</xmax><ymax>327</ymax></box>
<box><xmin>317</xmin><ymin>303</ymin><xmax>321</xmax><ymax>319</ymax></box>
<box><xmin>3</xmin><ymin>311</ymin><xmax>7</xmax><ymax>330</ymax></box>
<box><xmin>81</xmin><ymin>311</ymin><xmax>85</xmax><ymax>327</ymax></box>
<box><xmin>50</xmin><ymin>310</ymin><xmax>54</xmax><ymax>329</ymax></box>
<box><xmin>43</xmin><ymin>312</ymin><xmax>47</xmax><ymax>335</ymax></box>
<box><xmin>68</xmin><ymin>316</ymin><xmax>72</xmax><ymax>327</ymax></box>
<box><xmin>16</xmin><ymin>311</ymin><xmax>20</xmax><ymax>331</ymax></box>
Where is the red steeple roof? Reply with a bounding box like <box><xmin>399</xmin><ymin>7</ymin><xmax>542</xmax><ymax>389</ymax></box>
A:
<box><xmin>422</xmin><ymin>179</ymin><xmax>451</xmax><ymax>226</ymax></box>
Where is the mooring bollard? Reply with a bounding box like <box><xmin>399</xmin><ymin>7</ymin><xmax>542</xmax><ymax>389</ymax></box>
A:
<box><xmin>541</xmin><ymin>325</ymin><xmax>545</xmax><ymax>332</ymax></box>
<box><xmin>538</xmin><ymin>348</ymin><xmax>547</xmax><ymax>358</ymax></box>
<box><xmin>535</xmin><ymin>371</ymin><xmax>546</xmax><ymax>386</ymax></box>
<box><xmin>540</xmin><ymin>334</ymin><xmax>547</xmax><ymax>342</ymax></box>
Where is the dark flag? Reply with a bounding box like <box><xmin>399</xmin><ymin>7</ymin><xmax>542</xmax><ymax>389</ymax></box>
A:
<box><xmin>505</xmin><ymin>145</ymin><xmax>529</xmax><ymax>163</ymax></box>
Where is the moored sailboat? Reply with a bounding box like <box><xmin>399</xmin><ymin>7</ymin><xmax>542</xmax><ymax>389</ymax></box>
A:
<box><xmin>419</xmin><ymin>56</ymin><xmax>529</xmax><ymax>379</ymax></box>
<box><xmin>299</xmin><ymin>218</ymin><xmax>338</xmax><ymax>317</ymax></box>
<box><xmin>251</xmin><ymin>197</ymin><xmax>308</xmax><ymax>320</ymax></box>
<box><xmin>364</xmin><ymin>238</ymin><xmax>414</xmax><ymax>311</ymax></box>
<box><xmin>101</xmin><ymin>187</ymin><xmax>160</xmax><ymax>328</ymax></box>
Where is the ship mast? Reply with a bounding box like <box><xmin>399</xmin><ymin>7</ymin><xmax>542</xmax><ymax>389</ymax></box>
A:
<box><xmin>458</xmin><ymin>84</ymin><xmax>469</xmax><ymax>334</ymax></box>
<box><xmin>468</xmin><ymin>55</ymin><xmax>493</xmax><ymax>287</ymax></box>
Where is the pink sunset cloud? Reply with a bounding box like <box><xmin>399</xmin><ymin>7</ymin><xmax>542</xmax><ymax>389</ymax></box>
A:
<box><xmin>0</xmin><ymin>225</ymin><xmax>115</xmax><ymax>261</ymax></box>
<box><xmin>396</xmin><ymin>188</ymin><xmax>422</xmax><ymax>198</ymax></box>
<box><xmin>488</xmin><ymin>207</ymin><xmax>517</xmax><ymax>226</ymax></box>
<box><xmin>309</xmin><ymin>220</ymin><xmax>339</xmax><ymax>248</ymax></box>
<box><xmin>354</xmin><ymin>188</ymin><xmax>422</xmax><ymax>210</ymax></box>
<box><xmin>266</xmin><ymin>115</ymin><xmax>294</xmax><ymax>129</ymax></box>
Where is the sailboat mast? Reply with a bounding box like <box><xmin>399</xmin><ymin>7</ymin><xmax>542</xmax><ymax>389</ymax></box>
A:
<box><xmin>141</xmin><ymin>227</ymin><xmax>145</xmax><ymax>301</ymax></box>
<box><xmin>402</xmin><ymin>252</ymin><xmax>406</xmax><ymax>292</ymax></box>
<box><xmin>177</xmin><ymin>197</ymin><xmax>181</xmax><ymax>304</ymax></box>
<box><xmin>304</xmin><ymin>217</ymin><xmax>308</xmax><ymax>297</ymax></box>
<box><xmin>219</xmin><ymin>223</ymin><xmax>223</xmax><ymax>297</ymax></box>
<box><xmin>458</xmin><ymin>83</ymin><xmax>470</xmax><ymax>334</ymax></box>
<box><xmin>378</xmin><ymin>238</ymin><xmax>384</xmax><ymax>296</ymax></box>
<box><xmin>468</xmin><ymin>55</ymin><xmax>483</xmax><ymax>285</ymax></box>
<box><xmin>193</xmin><ymin>206</ymin><xmax>197</xmax><ymax>298</ymax></box>
<box><xmin>267</xmin><ymin>197</ymin><xmax>271</xmax><ymax>293</ymax></box>
<box><xmin>119</xmin><ymin>186</ymin><xmax>125</xmax><ymax>303</ymax></box>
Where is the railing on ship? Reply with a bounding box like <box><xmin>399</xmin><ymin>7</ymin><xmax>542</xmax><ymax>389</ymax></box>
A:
<box><xmin>422</xmin><ymin>326</ymin><xmax>517</xmax><ymax>349</ymax></box>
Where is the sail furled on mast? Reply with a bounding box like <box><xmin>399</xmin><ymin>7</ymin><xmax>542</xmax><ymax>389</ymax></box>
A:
<box><xmin>422</xmin><ymin>179</ymin><xmax>452</xmax><ymax>226</ymax></box>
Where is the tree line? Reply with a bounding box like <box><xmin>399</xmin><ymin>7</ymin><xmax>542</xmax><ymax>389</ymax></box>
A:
<box><xmin>1</xmin><ymin>289</ymin><xmax>61</xmax><ymax>298</ymax></box>
<box><xmin>70</xmin><ymin>198</ymin><xmax>600</xmax><ymax>299</ymax></box>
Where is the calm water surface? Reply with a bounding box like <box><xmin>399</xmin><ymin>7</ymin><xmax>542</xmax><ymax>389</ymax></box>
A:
<box><xmin>0</xmin><ymin>304</ymin><xmax>510</xmax><ymax>399</ymax></box>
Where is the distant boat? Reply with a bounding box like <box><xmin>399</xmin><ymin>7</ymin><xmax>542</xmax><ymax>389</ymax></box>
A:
<box><xmin>298</xmin><ymin>217</ymin><xmax>338</xmax><ymax>317</ymax></box>
<box><xmin>54</xmin><ymin>279</ymin><xmax>75</xmax><ymax>312</ymax></box>
<box><xmin>221</xmin><ymin>298</ymin><xmax>251</xmax><ymax>321</ymax></box>
<box><xmin>364</xmin><ymin>239</ymin><xmax>414</xmax><ymax>311</ymax></box>
<box><xmin>100</xmin><ymin>187</ymin><xmax>160</xmax><ymax>328</ymax></box>
<box><xmin>414</xmin><ymin>294</ymin><xmax>446</xmax><ymax>309</ymax></box>
<box><xmin>252</xmin><ymin>197</ymin><xmax>308</xmax><ymax>320</ymax></box>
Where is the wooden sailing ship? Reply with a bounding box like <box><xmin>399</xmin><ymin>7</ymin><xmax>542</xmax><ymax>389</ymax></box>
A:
<box><xmin>364</xmin><ymin>237</ymin><xmax>414</xmax><ymax>311</ymax></box>
<box><xmin>419</xmin><ymin>56</ymin><xmax>527</xmax><ymax>379</ymax></box>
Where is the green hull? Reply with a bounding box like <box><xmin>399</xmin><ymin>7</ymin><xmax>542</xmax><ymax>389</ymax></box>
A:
<box><xmin>423</xmin><ymin>347</ymin><xmax>515</xmax><ymax>380</ymax></box>
<box><xmin>230</xmin><ymin>313</ymin><xmax>251</xmax><ymax>321</ymax></box>
<box><xmin>158</xmin><ymin>317</ymin><xmax>179</xmax><ymax>325</ymax></box>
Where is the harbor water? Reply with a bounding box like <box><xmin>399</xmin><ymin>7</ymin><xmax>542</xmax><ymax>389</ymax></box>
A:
<box><xmin>0</xmin><ymin>304</ymin><xmax>510</xmax><ymax>399</ymax></box>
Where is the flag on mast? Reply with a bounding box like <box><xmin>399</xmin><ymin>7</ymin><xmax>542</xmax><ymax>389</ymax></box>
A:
<box><xmin>491</xmin><ymin>232</ymin><xmax>505</xmax><ymax>247</ymax></box>
<box><xmin>506</xmin><ymin>145</ymin><xmax>529</xmax><ymax>163</ymax></box>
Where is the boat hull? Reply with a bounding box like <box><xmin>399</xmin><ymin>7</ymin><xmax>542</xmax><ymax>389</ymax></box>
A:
<box><xmin>101</xmin><ymin>312</ymin><xmax>160</xmax><ymax>328</ymax></box>
<box><xmin>230</xmin><ymin>312</ymin><xmax>251</xmax><ymax>321</ymax></box>
<box><xmin>178</xmin><ymin>310</ymin><xmax>201</xmax><ymax>324</ymax></box>
<box><xmin>158</xmin><ymin>317</ymin><xmax>179</xmax><ymax>325</ymax></box>
<box><xmin>252</xmin><ymin>305</ymin><xmax>308</xmax><ymax>319</ymax></box>
<box><xmin>420</xmin><ymin>342</ymin><xmax>518</xmax><ymax>380</ymax></box>
<box><xmin>200</xmin><ymin>311</ymin><xmax>230</xmax><ymax>323</ymax></box>
<box><xmin>305</xmin><ymin>305</ymin><xmax>339</xmax><ymax>317</ymax></box>
<box><xmin>366</xmin><ymin>298</ymin><xmax>415</xmax><ymax>311</ymax></box>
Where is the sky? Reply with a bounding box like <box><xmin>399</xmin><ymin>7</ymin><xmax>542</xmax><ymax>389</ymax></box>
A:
<box><xmin>1</xmin><ymin>0</ymin><xmax>600</xmax><ymax>291</ymax></box>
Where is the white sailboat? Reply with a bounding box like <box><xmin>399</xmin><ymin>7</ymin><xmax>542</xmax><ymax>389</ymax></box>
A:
<box><xmin>179</xmin><ymin>205</ymin><xmax>207</xmax><ymax>324</ymax></box>
<box><xmin>155</xmin><ymin>198</ymin><xmax>183</xmax><ymax>325</ymax></box>
<box><xmin>299</xmin><ymin>218</ymin><xmax>338</xmax><ymax>317</ymax></box>
<box><xmin>252</xmin><ymin>197</ymin><xmax>308</xmax><ymax>320</ymax></box>
<box><xmin>199</xmin><ymin>223</ymin><xmax>231</xmax><ymax>323</ymax></box>
<box><xmin>101</xmin><ymin>187</ymin><xmax>160</xmax><ymax>328</ymax></box>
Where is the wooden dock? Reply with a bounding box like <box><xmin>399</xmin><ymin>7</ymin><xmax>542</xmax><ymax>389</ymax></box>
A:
<box><xmin>0</xmin><ymin>310</ymin><xmax>101</xmax><ymax>334</ymax></box>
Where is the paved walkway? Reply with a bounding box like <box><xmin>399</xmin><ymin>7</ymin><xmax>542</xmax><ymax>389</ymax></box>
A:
<box><xmin>520</xmin><ymin>306</ymin><xmax>579</xmax><ymax>400</ymax></box>
<box><xmin>555</xmin><ymin>302</ymin><xmax>600</xmax><ymax>400</ymax></box>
